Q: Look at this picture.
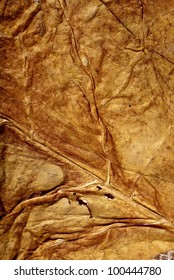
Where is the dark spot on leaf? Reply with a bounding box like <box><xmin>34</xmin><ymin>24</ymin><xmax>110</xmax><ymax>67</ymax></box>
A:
<box><xmin>104</xmin><ymin>193</ymin><xmax>114</xmax><ymax>199</ymax></box>
<box><xmin>78</xmin><ymin>198</ymin><xmax>87</xmax><ymax>206</ymax></box>
<box><xmin>0</xmin><ymin>126</ymin><xmax>5</xmax><ymax>134</ymax></box>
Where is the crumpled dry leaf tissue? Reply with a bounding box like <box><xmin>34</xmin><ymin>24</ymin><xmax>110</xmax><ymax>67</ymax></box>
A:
<box><xmin>1</xmin><ymin>0</ymin><xmax>174</xmax><ymax>260</ymax></box>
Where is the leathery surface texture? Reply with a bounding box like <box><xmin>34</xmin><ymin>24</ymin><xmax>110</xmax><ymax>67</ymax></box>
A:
<box><xmin>1</xmin><ymin>0</ymin><xmax>174</xmax><ymax>260</ymax></box>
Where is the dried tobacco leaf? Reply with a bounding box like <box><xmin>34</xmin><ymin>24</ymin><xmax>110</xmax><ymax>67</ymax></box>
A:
<box><xmin>0</xmin><ymin>0</ymin><xmax>174</xmax><ymax>260</ymax></box>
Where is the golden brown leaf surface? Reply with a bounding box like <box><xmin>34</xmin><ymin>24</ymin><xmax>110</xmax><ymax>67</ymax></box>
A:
<box><xmin>1</xmin><ymin>0</ymin><xmax>174</xmax><ymax>259</ymax></box>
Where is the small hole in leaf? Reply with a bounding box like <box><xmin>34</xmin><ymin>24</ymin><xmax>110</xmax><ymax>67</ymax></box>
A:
<box><xmin>78</xmin><ymin>198</ymin><xmax>87</xmax><ymax>206</ymax></box>
<box><xmin>104</xmin><ymin>193</ymin><xmax>114</xmax><ymax>199</ymax></box>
